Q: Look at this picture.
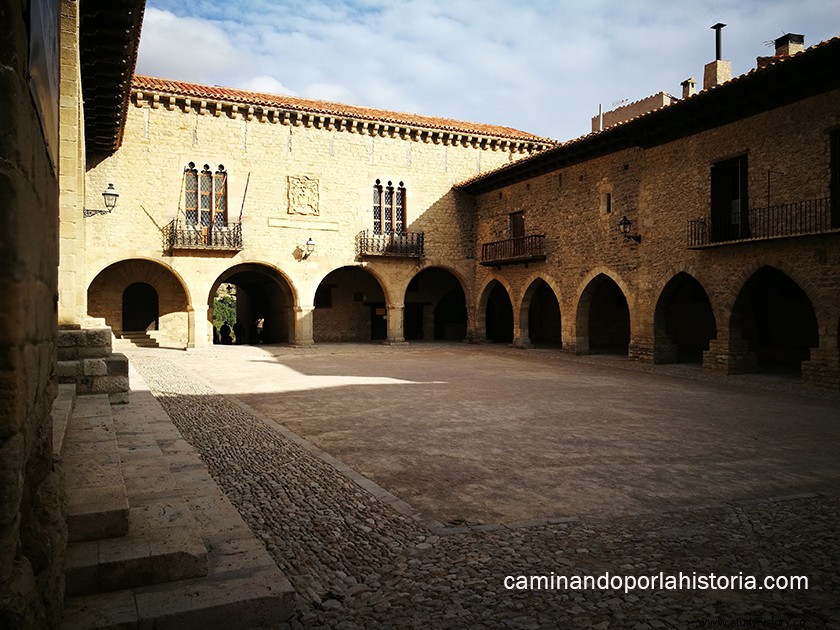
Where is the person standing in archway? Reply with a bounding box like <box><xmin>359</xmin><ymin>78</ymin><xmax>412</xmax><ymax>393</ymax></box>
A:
<box><xmin>255</xmin><ymin>317</ymin><xmax>265</xmax><ymax>344</ymax></box>
<box><xmin>233</xmin><ymin>320</ymin><xmax>245</xmax><ymax>344</ymax></box>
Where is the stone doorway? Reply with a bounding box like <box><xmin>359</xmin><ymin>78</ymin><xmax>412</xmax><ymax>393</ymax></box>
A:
<box><xmin>122</xmin><ymin>282</ymin><xmax>159</xmax><ymax>331</ymax></box>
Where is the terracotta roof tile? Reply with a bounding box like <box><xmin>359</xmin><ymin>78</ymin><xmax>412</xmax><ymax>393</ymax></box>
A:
<box><xmin>132</xmin><ymin>75</ymin><xmax>556</xmax><ymax>145</ymax></box>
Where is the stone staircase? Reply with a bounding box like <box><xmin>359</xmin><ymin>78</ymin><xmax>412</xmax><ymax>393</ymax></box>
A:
<box><xmin>55</xmin><ymin>370</ymin><xmax>295</xmax><ymax>628</ymax></box>
<box><xmin>115</xmin><ymin>331</ymin><xmax>160</xmax><ymax>349</ymax></box>
<box><xmin>57</xmin><ymin>326</ymin><xmax>129</xmax><ymax>404</ymax></box>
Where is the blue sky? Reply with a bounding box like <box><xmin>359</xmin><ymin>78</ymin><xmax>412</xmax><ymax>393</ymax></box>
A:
<box><xmin>136</xmin><ymin>0</ymin><xmax>839</xmax><ymax>141</ymax></box>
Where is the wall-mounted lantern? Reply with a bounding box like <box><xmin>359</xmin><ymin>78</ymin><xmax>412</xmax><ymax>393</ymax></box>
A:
<box><xmin>84</xmin><ymin>183</ymin><xmax>119</xmax><ymax>217</ymax></box>
<box><xmin>301</xmin><ymin>237</ymin><xmax>315</xmax><ymax>259</ymax></box>
<box><xmin>618</xmin><ymin>215</ymin><xmax>641</xmax><ymax>243</ymax></box>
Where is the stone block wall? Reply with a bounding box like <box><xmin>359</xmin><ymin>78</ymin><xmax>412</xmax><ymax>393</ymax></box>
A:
<box><xmin>0</xmin><ymin>1</ymin><xmax>67</xmax><ymax>626</ymax></box>
<box><xmin>82</xmin><ymin>84</ymin><xmax>545</xmax><ymax>345</ymax></box>
<box><xmin>472</xmin><ymin>88</ymin><xmax>840</xmax><ymax>387</ymax></box>
<box><xmin>57</xmin><ymin>0</ymin><xmax>87</xmax><ymax>327</ymax></box>
<box><xmin>56</xmin><ymin>328</ymin><xmax>129</xmax><ymax>404</ymax></box>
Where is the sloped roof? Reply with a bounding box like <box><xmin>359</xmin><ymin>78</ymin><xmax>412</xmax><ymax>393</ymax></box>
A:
<box><xmin>132</xmin><ymin>75</ymin><xmax>556</xmax><ymax>145</ymax></box>
<box><xmin>459</xmin><ymin>35</ymin><xmax>840</xmax><ymax>194</ymax></box>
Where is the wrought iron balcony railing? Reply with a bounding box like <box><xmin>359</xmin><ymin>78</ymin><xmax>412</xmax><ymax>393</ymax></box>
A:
<box><xmin>356</xmin><ymin>230</ymin><xmax>425</xmax><ymax>258</ymax></box>
<box><xmin>688</xmin><ymin>197</ymin><xmax>839</xmax><ymax>248</ymax></box>
<box><xmin>163</xmin><ymin>219</ymin><xmax>243</xmax><ymax>252</ymax></box>
<box><xmin>480</xmin><ymin>234</ymin><xmax>547</xmax><ymax>266</ymax></box>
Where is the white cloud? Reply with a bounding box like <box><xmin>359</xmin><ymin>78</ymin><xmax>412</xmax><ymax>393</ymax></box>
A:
<box><xmin>136</xmin><ymin>8</ymin><xmax>254</xmax><ymax>84</ymax></box>
<box><xmin>139</xmin><ymin>1</ymin><xmax>840</xmax><ymax>141</ymax></box>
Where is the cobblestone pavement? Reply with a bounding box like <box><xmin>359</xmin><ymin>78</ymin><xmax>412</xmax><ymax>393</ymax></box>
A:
<box><xmin>131</xmin><ymin>353</ymin><xmax>840</xmax><ymax>629</ymax></box>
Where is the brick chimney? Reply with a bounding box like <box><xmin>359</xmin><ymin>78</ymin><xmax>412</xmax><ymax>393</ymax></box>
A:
<box><xmin>775</xmin><ymin>33</ymin><xmax>805</xmax><ymax>56</ymax></box>
<box><xmin>681</xmin><ymin>77</ymin><xmax>697</xmax><ymax>99</ymax></box>
<box><xmin>703</xmin><ymin>23</ymin><xmax>732</xmax><ymax>90</ymax></box>
<box><xmin>757</xmin><ymin>33</ymin><xmax>805</xmax><ymax>68</ymax></box>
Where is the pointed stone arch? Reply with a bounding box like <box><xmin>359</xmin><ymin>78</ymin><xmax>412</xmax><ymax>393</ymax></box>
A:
<box><xmin>730</xmin><ymin>266</ymin><xmax>819</xmax><ymax>374</ymax></box>
<box><xmin>520</xmin><ymin>277</ymin><xmax>562</xmax><ymax>347</ymax></box>
<box><xmin>477</xmin><ymin>278</ymin><xmax>514</xmax><ymax>343</ymax></box>
<box><xmin>574</xmin><ymin>272</ymin><xmax>630</xmax><ymax>355</ymax></box>
<box><xmin>653</xmin><ymin>272</ymin><xmax>716</xmax><ymax>363</ymax></box>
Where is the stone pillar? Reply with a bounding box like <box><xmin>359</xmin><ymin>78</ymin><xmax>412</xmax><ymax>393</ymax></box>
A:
<box><xmin>293</xmin><ymin>306</ymin><xmax>315</xmax><ymax>347</ymax></box>
<box><xmin>568</xmin><ymin>324</ymin><xmax>589</xmax><ymax>355</ymax></box>
<box><xmin>629</xmin><ymin>334</ymin><xmax>678</xmax><ymax>364</ymax></box>
<box><xmin>801</xmin><ymin>347</ymin><xmax>840</xmax><ymax>390</ymax></box>
<box><xmin>511</xmin><ymin>336</ymin><xmax>531</xmax><ymax>348</ymax></box>
<box><xmin>628</xmin><ymin>336</ymin><xmax>652</xmax><ymax>362</ymax></box>
<box><xmin>464</xmin><ymin>318</ymin><xmax>486</xmax><ymax>343</ymax></box>
<box><xmin>385</xmin><ymin>304</ymin><xmax>406</xmax><ymax>344</ymax></box>
<box><xmin>58</xmin><ymin>0</ymin><xmax>94</xmax><ymax>327</ymax></box>
<box><xmin>703</xmin><ymin>337</ymin><xmax>757</xmax><ymax>374</ymax></box>
<box><xmin>187</xmin><ymin>305</ymin><xmax>210</xmax><ymax>349</ymax></box>
<box><xmin>511</xmin><ymin>309</ymin><xmax>530</xmax><ymax>348</ymax></box>
<box><xmin>465</xmin><ymin>304</ymin><xmax>486</xmax><ymax>343</ymax></box>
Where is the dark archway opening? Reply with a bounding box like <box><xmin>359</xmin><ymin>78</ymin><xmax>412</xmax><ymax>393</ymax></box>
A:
<box><xmin>434</xmin><ymin>289</ymin><xmax>467</xmax><ymax>340</ymax></box>
<box><xmin>211</xmin><ymin>265</ymin><xmax>294</xmax><ymax>345</ymax></box>
<box><xmin>122</xmin><ymin>282</ymin><xmax>159</xmax><ymax>332</ymax></box>
<box><xmin>586</xmin><ymin>276</ymin><xmax>630</xmax><ymax>354</ymax></box>
<box><xmin>404</xmin><ymin>268</ymin><xmax>467</xmax><ymax>341</ymax></box>
<box><xmin>485</xmin><ymin>282</ymin><xmax>513</xmax><ymax>343</ymax></box>
<box><xmin>657</xmin><ymin>273</ymin><xmax>716</xmax><ymax>363</ymax></box>
<box><xmin>527</xmin><ymin>280</ymin><xmax>562</xmax><ymax>346</ymax></box>
<box><xmin>733</xmin><ymin>267</ymin><xmax>818</xmax><ymax>374</ymax></box>
<box><xmin>314</xmin><ymin>267</ymin><xmax>386</xmax><ymax>342</ymax></box>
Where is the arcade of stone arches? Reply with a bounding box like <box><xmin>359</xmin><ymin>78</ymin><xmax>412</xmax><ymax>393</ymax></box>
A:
<box><xmin>88</xmin><ymin>258</ymin><xmax>830</xmax><ymax>377</ymax></box>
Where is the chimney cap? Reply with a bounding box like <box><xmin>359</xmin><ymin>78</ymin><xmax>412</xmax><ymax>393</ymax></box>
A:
<box><xmin>711</xmin><ymin>22</ymin><xmax>727</xmax><ymax>30</ymax></box>
<box><xmin>775</xmin><ymin>33</ymin><xmax>804</xmax><ymax>48</ymax></box>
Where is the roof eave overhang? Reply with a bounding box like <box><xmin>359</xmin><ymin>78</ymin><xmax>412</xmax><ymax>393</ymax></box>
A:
<box><xmin>80</xmin><ymin>0</ymin><xmax>146</xmax><ymax>165</ymax></box>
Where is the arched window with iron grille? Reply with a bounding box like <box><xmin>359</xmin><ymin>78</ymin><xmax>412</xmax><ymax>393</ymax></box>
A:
<box><xmin>372</xmin><ymin>179</ymin><xmax>406</xmax><ymax>235</ymax></box>
<box><xmin>184</xmin><ymin>162</ymin><xmax>198</xmax><ymax>225</ymax></box>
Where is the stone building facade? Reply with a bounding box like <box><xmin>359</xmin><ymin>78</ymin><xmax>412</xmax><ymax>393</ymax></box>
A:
<box><xmin>78</xmin><ymin>34</ymin><xmax>840</xmax><ymax>390</ymax></box>
<box><xmin>461</xmin><ymin>35</ymin><xmax>840</xmax><ymax>388</ymax></box>
<box><xmin>1</xmin><ymin>0</ymin><xmax>143</xmax><ymax>625</ymax></box>
<box><xmin>80</xmin><ymin>77</ymin><xmax>553</xmax><ymax>349</ymax></box>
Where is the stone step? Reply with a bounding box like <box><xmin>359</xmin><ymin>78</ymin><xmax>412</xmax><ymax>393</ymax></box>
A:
<box><xmin>116</xmin><ymin>331</ymin><xmax>160</xmax><ymax>348</ymax></box>
<box><xmin>62</xmin><ymin>566</ymin><xmax>292</xmax><ymax>629</ymax></box>
<box><xmin>52</xmin><ymin>383</ymin><xmax>76</xmax><ymax>457</ymax></box>
<box><xmin>65</xmin><ymin>502</ymin><xmax>208</xmax><ymax>596</ymax></box>
<box><xmin>62</xmin><ymin>360</ymin><xmax>294</xmax><ymax>628</ymax></box>
<box><xmin>64</xmin><ymin>394</ymin><xmax>129</xmax><ymax>542</ymax></box>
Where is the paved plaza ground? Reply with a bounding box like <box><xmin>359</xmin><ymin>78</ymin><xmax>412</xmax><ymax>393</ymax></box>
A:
<box><xmin>127</xmin><ymin>342</ymin><xmax>840</xmax><ymax>628</ymax></box>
